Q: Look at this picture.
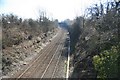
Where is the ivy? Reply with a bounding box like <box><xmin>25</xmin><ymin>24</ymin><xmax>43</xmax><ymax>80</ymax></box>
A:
<box><xmin>93</xmin><ymin>46</ymin><xmax>119</xmax><ymax>78</ymax></box>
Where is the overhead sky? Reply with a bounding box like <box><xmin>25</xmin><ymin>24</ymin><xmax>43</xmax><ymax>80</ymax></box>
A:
<box><xmin>0</xmin><ymin>0</ymin><xmax>109</xmax><ymax>21</ymax></box>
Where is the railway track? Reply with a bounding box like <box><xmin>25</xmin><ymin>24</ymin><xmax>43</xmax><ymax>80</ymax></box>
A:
<box><xmin>41</xmin><ymin>33</ymin><xmax>65</xmax><ymax>78</ymax></box>
<box><xmin>52</xmin><ymin>36</ymin><xmax>67</xmax><ymax>78</ymax></box>
<box><xmin>10</xmin><ymin>29</ymin><xmax>67</xmax><ymax>78</ymax></box>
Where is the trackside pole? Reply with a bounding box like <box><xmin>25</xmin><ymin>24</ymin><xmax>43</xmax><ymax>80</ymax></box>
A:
<box><xmin>66</xmin><ymin>33</ymin><xmax>70</xmax><ymax>80</ymax></box>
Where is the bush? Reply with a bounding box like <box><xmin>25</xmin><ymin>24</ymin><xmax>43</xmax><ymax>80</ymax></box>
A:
<box><xmin>93</xmin><ymin>46</ymin><xmax>119</xmax><ymax>78</ymax></box>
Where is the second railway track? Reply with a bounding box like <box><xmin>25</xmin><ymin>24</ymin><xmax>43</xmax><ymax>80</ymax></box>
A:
<box><xmin>41</xmin><ymin>33</ymin><xmax>65</xmax><ymax>78</ymax></box>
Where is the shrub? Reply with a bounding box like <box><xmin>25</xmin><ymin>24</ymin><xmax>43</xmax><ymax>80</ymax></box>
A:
<box><xmin>93</xmin><ymin>46</ymin><xmax>119</xmax><ymax>78</ymax></box>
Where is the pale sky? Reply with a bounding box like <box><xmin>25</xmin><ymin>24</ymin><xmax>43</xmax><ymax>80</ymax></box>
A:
<box><xmin>0</xmin><ymin>0</ymin><xmax>108</xmax><ymax>21</ymax></box>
